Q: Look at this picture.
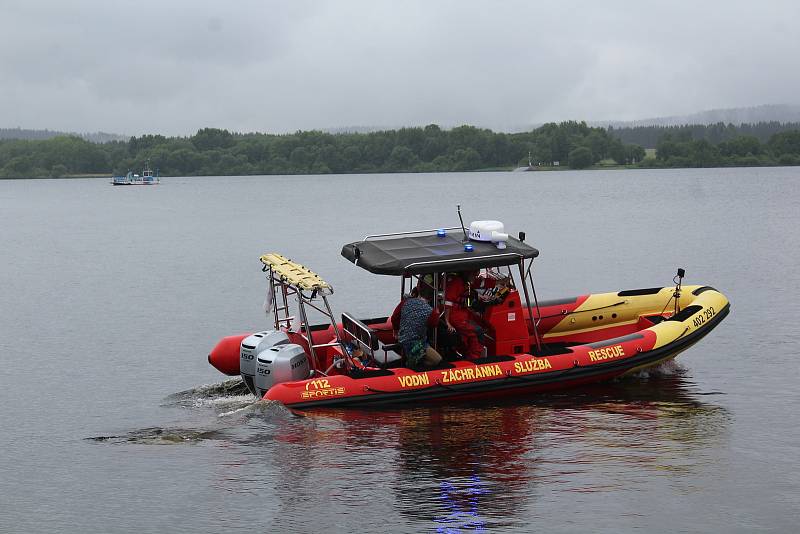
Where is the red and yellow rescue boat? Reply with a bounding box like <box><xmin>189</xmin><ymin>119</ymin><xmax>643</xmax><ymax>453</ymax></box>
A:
<box><xmin>208</xmin><ymin>221</ymin><xmax>729</xmax><ymax>409</ymax></box>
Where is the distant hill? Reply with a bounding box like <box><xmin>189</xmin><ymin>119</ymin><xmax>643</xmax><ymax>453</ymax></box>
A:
<box><xmin>0</xmin><ymin>127</ymin><xmax>128</xmax><ymax>143</ymax></box>
<box><xmin>593</xmin><ymin>104</ymin><xmax>800</xmax><ymax>129</ymax></box>
<box><xmin>6</xmin><ymin>103</ymin><xmax>800</xmax><ymax>142</ymax></box>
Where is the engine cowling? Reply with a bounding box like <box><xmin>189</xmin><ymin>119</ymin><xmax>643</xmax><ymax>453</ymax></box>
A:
<box><xmin>254</xmin><ymin>343</ymin><xmax>310</xmax><ymax>398</ymax></box>
<box><xmin>240</xmin><ymin>330</ymin><xmax>289</xmax><ymax>395</ymax></box>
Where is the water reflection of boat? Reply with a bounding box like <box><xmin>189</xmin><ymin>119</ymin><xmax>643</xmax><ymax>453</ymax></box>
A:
<box><xmin>208</xmin><ymin>218</ymin><xmax>730</xmax><ymax>409</ymax></box>
<box><xmin>182</xmin><ymin>369</ymin><xmax>728</xmax><ymax>530</ymax></box>
<box><xmin>292</xmin><ymin>371</ymin><xmax>729</xmax><ymax>528</ymax></box>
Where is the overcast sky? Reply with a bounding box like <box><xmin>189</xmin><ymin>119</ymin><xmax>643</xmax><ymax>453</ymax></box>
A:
<box><xmin>1</xmin><ymin>0</ymin><xmax>798</xmax><ymax>136</ymax></box>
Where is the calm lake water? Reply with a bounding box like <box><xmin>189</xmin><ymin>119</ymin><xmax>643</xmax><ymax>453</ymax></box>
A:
<box><xmin>1</xmin><ymin>168</ymin><xmax>799</xmax><ymax>533</ymax></box>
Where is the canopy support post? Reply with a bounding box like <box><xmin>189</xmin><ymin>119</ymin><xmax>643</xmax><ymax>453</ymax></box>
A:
<box><xmin>518</xmin><ymin>259</ymin><xmax>542</xmax><ymax>353</ymax></box>
<box><xmin>267</xmin><ymin>267</ymin><xmax>279</xmax><ymax>330</ymax></box>
<box><xmin>525</xmin><ymin>260</ymin><xmax>543</xmax><ymax>329</ymax></box>
<box><xmin>296</xmin><ymin>296</ymin><xmax>320</xmax><ymax>373</ymax></box>
<box><xmin>432</xmin><ymin>272</ymin><xmax>440</xmax><ymax>351</ymax></box>
<box><xmin>265</xmin><ymin>265</ymin><xmax>293</xmax><ymax>330</ymax></box>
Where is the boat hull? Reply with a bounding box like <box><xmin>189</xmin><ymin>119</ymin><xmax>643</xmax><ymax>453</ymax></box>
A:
<box><xmin>207</xmin><ymin>284</ymin><xmax>730</xmax><ymax>409</ymax></box>
<box><xmin>263</xmin><ymin>288</ymin><xmax>729</xmax><ymax>409</ymax></box>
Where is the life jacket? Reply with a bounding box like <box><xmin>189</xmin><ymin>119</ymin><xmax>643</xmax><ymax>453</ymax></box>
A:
<box><xmin>445</xmin><ymin>276</ymin><xmax>472</xmax><ymax>309</ymax></box>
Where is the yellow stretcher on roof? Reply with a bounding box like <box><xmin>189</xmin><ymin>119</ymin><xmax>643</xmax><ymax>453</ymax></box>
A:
<box><xmin>260</xmin><ymin>253</ymin><xmax>332</xmax><ymax>292</ymax></box>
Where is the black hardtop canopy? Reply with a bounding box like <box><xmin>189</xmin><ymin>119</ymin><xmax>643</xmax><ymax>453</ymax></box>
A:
<box><xmin>341</xmin><ymin>230</ymin><xmax>539</xmax><ymax>276</ymax></box>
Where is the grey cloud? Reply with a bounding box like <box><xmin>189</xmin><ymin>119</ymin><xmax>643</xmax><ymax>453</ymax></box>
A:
<box><xmin>1</xmin><ymin>0</ymin><xmax>798</xmax><ymax>135</ymax></box>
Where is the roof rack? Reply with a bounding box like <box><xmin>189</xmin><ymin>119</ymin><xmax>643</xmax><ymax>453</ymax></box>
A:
<box><xmin>363</xmin><ymin>226</ymin><xmax>463</xmax><ymax>241</ymax></box>
<box><xmin>404</xmin><ymin>252</ymin><xmax>527</xmax><ymax>271</ymax></box>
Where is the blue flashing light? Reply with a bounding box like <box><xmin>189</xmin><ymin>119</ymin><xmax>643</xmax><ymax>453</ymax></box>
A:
<box><xmin>437</xmin><ymin>229</ymin><xmax>447</xmax><ymax>238</ymax></box>
<box><xmin>464</xmin><ymin>243</ymin><xmax>474</xmax><ymax>252</ymax></box>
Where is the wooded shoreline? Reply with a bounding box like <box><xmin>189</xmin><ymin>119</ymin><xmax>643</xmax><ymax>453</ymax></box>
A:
<box><xmin>2</xmin><ymin>121</ymin><xmax>799</xmax><ymax>178</ymax></box>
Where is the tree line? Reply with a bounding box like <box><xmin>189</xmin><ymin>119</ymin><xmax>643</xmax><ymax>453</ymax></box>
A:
<box><xmin>4</xmin><ymin>120</ymin><xmax>798</xmax><ymax>178</ymax></box>
<box><xmin>609</xmin><ymin>121</ymin><xmax>800</xmax><ymax>148</ymax></box>
<box><xmin>642</xmin><ymin>130</ymin><xmax>800</xmax><ymax>168</ymax></box>
<box><xmin>0</xmin><ymin>122</ymin><xmax>643</xmax><ymax>178</ymax></box>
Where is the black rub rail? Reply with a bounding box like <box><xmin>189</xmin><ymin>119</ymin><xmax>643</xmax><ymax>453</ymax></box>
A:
<box><xmin>288</xmin><ymin>303</ymin><xmax>730</xmax><ymax>409</ymax></box>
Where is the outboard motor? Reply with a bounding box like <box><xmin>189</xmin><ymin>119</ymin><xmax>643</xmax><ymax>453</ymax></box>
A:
<box><xmin>240</xmin><ymin>330</ymin><xmax>290</xmax><ymax>395</ymax></box>
<box><xmin>254</xmin><ymin>343</ymin><xmax>310</xmax><ymax>398</ymax></box>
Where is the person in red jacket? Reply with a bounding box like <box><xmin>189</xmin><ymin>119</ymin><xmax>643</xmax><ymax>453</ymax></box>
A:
<box><xmin>443</xmin><ymin>271</ymin><xmax>485</xmax><ymax>360</ymax></box>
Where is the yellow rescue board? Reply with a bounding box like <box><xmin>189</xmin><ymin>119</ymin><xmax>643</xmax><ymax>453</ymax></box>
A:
<box><xmin>260</xmin><ymin>253</ymin><xmax>331</xmax><ymax>291</ymax></box>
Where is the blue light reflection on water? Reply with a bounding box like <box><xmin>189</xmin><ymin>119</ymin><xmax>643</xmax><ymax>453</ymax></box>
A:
<box><xmin>434</xmin><ymin>475</ymin><xmax>489</xmax><ymax>533</ymax></box>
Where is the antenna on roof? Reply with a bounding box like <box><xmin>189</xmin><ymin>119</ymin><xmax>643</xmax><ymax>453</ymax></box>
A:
<box><xmin>457</xmin><ymin>204</ymin><xmax>468</xmax><ymax>241</ymax></box>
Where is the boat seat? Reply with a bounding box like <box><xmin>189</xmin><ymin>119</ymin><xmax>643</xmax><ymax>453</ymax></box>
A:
<box><xmin>342</xmin><ymin>312</ymin><xmax>379</xmax><ymax>356</ymax></box>
<box><xmin>342</xmin><ymin>312</ymin><xmax>403</xmax><ymax>367</ymax></box>
<box><xmin>382</xmin><ymin>342</ymin><xmax>402</xmax><ymax>352</ymax></box>
<box><xmin>376</xmin><ymin>342</ymin><xmax>404</xmax><ymax>368</ymax></box>
<box><xmin>641</xmin><ymin>314</ymin><xmax>666</xmax><ymax>325</ymax></box>
<box><xmin>378</xmin><ymin>342</ymin><xmax>455</xmax><ymax>370</ymax></box>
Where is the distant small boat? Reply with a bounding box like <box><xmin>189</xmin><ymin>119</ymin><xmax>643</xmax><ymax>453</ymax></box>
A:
<box><xmin>111</xmin><ymin>160</ymin><xmax>160</xmax><ymax>185</ymax></box>
<box><xmin>111</xmin><ymin>174</ymin><xmax>131</xmax><ymax>185</ymax></box>
<box><xmin>512</xmin><ymin>151</ymin><xmax>540</xmax><ymax>172</ymax></box>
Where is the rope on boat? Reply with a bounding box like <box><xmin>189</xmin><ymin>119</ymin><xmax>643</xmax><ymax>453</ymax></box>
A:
<box><xmin>361</xmin><ymin>346</ymin><xmax>674</xmax><ymax>396</ymax></box>
<box><xmin>364</xmin><ymin>385</ymin><xmax>397</xmax><ymax>394</ymax></box>
<box><xmin>659</xmin><ymin>295</ymin><xmax>676</xmax><ymax>317</ymax></box>
<box><xmin>502</xmin><ymin>366</ymin><xmax>577</xmax><ymax>384</ymax></box>
<box><xmin>537</xmin><ymin>300</ymin><xmax>627</xmax><ymax>319</ymax></box>
<box><xmin>434</xmin><ymin>379</ymin><xmax>459</xmax><ymax>391</ymax></box>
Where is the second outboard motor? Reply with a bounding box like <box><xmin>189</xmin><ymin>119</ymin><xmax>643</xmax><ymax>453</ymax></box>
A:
<box><xmin>240</xmin><ymin>330</ymin><xmax>289</xmax><ymax>395</ymax></box>
<box><xmin>254</xmin><ymin>344</ymin><xmax>310</xmax><ymax>398</ymax></box>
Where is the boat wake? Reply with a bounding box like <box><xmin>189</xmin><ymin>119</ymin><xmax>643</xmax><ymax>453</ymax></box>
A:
<box><xmin>86</xmin><ymin>426</ymin><xmax>228</xmax><ymax>445</ymax></box>
<box><xmin>87</xmin><ymin>379</ymin><xmax>301</xmax><ymax>445</ymax></box>
<box><xmin>161</xmin><ymin>378</ymin><xmax>253</xmax><ymax>412</ymax></box>
<box><xmin>628</xmin><ymin>359</ymin><xmax>686</xmax><ymax>379</ymax></box>
<box><xmin>87</xmin><ymin>399</ymin><xmax>295</xmax><ymax>445</ymax></box>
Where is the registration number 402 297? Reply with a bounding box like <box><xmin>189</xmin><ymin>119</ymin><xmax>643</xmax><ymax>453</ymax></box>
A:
<box><xmin>692</xmin><ymin>306</ymin><xmax>715</xmax><ymax>328</ymax></box>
